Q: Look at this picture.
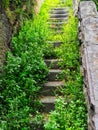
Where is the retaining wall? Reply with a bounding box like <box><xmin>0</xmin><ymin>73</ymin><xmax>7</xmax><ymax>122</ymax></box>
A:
<box><xmin>77</xmin><ymin>0</ymin><xmax>98</xmax><ymax>129</ymax></box>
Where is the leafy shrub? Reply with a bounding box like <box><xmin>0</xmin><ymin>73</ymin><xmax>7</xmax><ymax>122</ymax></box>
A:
<box><xmin>0</xmin><ymin>6</ymin><xmax>49</xmax><ymax>130</ymax></box>
<box><xmin>0</xmin><ymin>0</ymin><xmax>61</xmax><ymax>129</ymax></box>
<box><xmin>45</xmin><ymin>97</ymin><xmax>87</xmax><ymax>130</ymax></box>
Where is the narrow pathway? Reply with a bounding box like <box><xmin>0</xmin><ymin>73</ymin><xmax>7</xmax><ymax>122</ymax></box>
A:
<box><xmin>40</xmin><ymin>1</ymin><xmax>69</xmax><ymax>113</ymax></box>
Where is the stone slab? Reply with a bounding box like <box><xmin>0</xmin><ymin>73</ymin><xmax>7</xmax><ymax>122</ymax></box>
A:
<box><xmin>41</xmin><ymin>81</ymin><xmax>64</xmax><ymax>96</ymax></box>
<box><xmin>94</xmin><ymin>114</ymin><xmax>98</xmax><ymax>130</ymax></box>
<box><xmin>79</xmin><ymin>1</ymin><xmax>97</xmax><ymax>19</ymax></box>
<box><xmin>83</xmin><ymin>45</ymin><xmax>98</xmax><ymax>109</ymax></box>
<box><xmin>81</xmin><ymin>16</ymin><xmax>98</xmax><ymax>46</ymax></box>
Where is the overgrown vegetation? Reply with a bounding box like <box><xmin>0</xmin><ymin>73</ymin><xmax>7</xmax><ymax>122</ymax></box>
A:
<box><xmin>0</xmin><ymin>0</ymin><xmax>87</xmax><ymax>129</ymax></box>
<box><xmin>44</xmin><ymin>1</ymin><xmax>87</xmax><ymax>130</ymax></box>
<box><xmin>1</xmin><ymin>0</ymin><xmax>36</xmax><ymax>34</ymax></box>
<box><xmin>0</xmin><ymin>0</ymin><xmax>60</xmax><ymax>129</ymax></box>
<box><xmin>0</xmin><ymin>19</ymin><xmax>48</xmax><ymax>130</ymax></box>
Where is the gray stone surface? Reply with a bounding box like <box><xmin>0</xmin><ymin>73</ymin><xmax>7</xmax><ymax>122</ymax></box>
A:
<box><xmin>73</xmin><ymin>0</ymin><xmax>79</xmax><ymax>16</ymax></box>
<box><xmin>48</xmin><ymin>69</ymin><xmax>62</xmax><ymax>81</ymax></box>
<box><xmin>41</xmin><ymin>81</ymin><xmax>64</xmax><ymax>96</ymax></box>
<box><xmin>81</xmin><ymin>16</ymin><xmax>98</xmax><ymax>46</ymax></box>
<box><xmin>79</xmin><ymin>1</ymin><xmax>98</xmax><ymax>130</ymax></box>
<box><xmin>40</xmin><ymin>96</ymin><xmax>56</xmax><ymax>113</ymax></box>
<box><xmin>50</xmin><ymin>13</ymin><xmax>69</xmax><ymax>18</ymax></box>
<box><xmin>79</xmin><ymin>1</ymin><xmax>97</xmax><ymax>19</ymax></box>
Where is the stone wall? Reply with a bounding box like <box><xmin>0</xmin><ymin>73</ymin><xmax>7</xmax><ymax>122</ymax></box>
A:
<box><xmin>78</xmin><ymin>1</ymin><xmax>98</xmax><ymax>130</ymax></box>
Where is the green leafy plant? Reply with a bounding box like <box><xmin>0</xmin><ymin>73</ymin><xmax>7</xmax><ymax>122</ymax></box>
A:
<box><xmin>44</xmin><ymin>1</ymin><xmax>87</xmax><ymax>130</ymax></box>
<box><xmin>0</xmin><ymin>0</ymin><xmax>61</xmax><ymax>129</ymax></box>
<box><xmin>0</xmin><ymin>0</ymin><xmax>87</xmax><ymax>129</ymax></box>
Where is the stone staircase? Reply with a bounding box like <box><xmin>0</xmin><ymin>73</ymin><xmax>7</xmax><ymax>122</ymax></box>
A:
<box><xmin>40</xmin><ymin>2</ymin><xmax>69</xmax><ymax>113</ymax></box>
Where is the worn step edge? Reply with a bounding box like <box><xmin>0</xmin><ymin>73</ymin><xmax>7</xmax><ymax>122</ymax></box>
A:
<box><xmin>40</xmin><ymin>96</ymin><xmax>56</xmax><ymax>113</ymax></box>
<box><xmin>49</xmin><ymin>10</ymin><xmax>69</xmax><ymax>14</ymax></box>
<box><xmin>49</xmin><ymin>69</ymin><xmax>62</xmax><ymax>73</ymax></box>
<box><xmin>48</xmin><ymin>21</ymin><xmax>66</xmax><ymax>25</ymax></box>
<box><xmin>44</xmin><ymin>59</ymin><xmax>61</xmax><ymax>69</ymax></box>
<box><xmin>44</xmin><ymin>81</ymin><xmax>64</xmax><ymax>87</ymax></box>
<box><xmin>51</xmin><ymin>7</ymin><xmax>68</xmax><ymax>10</ymax></box>
<box><xmin>50</xmin><ymin>25</ymin><xmax>63</xmax><ymax>30</ymax></box>
<box><xmin>48</xmin><ymin>69</ymin><xmax>62</xmax><ymax>81</ymax></box>
<box><xmin>47</xmin><ymin>41</ymin><xmax>63</xmax><ymax>47</ymax></box>
<box><xmin>50</xmin><ymin>13</ymin><xmax>69</xmax><ymax>18</ymax></box>
<box><xmin>41</xmin><ymin>96</ymin><xmax>56</xmax><ymax>103</ymax></box>
<box><xmin>41</xmin><ymin>81</ymin><xmax>64</xmax><ymax>96</ymax></box>
<box><xmin>49</xmin><ymin>17</ymin><xmax>68</xmax><ymax>20</ymax></box>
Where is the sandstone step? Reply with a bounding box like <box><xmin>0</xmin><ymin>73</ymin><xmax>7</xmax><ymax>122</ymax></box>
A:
<box><xmin>50</xmin><ymin>13</ymin><xmax>69</xmax><ymax>18</ymax></box>
<box><xmin>48</xmin><ymin>21</ymin><xmax>66</xmax><ymax>26</ymax></box>
<box><xmin>50</xmin><ymin>24</ymin><xmax>65</xmax><ymax>30</ymax></box>
<box><xmin>47</xmin><ymin>41</ymin><xmax>63</xmax><ymax>47</ymax></box>
<box><xmin>40</xmin><ymin>96</ymin><xmax>56</xmax><ymax>112</ymax></box>
<box><xmin>49</xmin><ymin>17</ymin><xmax>68</xmax><ymax>21</ymax></box>
<box><xmin>51</xmin><ymin>7</ymin><xmax>67</xmax><ymax>10</ymax></box>
<box><xmin>48</xmin><ymin>69</ymin><xmax>62</xmax><ymax>81</ymax></box>
<box><xmin>50</xmin><ymin>25</ymin><xmax>63</xmax><ymax>30</ymax></box>
<box><xmin>45</xmin><ymin>59</ymin><xmax>61</xmax><ymax>69</ymax></box>
<box><xmin>41</xmin><ymin>81</ymin><xmax>64</xmax><ymax>96</ymax></box>
<box><xmin>49</xmin><ymin>9</ymin><xmax>68</xmax><ymax>14</ymax></box>
<box><xmin>53</xmin><ymin>41</ymin><xmax>63</xmax><ymax>47</ymax></box>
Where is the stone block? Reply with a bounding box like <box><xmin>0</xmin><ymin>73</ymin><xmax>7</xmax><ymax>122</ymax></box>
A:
<box><xmin>81</xmin><ymin>16</ymin><xmax>98</xmax><ymax>46</ymax></box>
<box><xmin>94</xmin><ymin>114</ymin><xmax>98</xmax><ymax>130</ymax></box>
<box><xmin>79</xmin><ymin>1</ymin><xmax>97</xmax><ymax>19</ymax></box>
<box><xmin>79</xmin><ymin>1</ymin><xmax>98</xmax><ymax>129</ymax></box>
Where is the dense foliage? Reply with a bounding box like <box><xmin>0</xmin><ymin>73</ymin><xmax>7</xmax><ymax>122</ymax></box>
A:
<box><xmin>0</xmin><ymin>0</ymin><xmax>60</xmax><ymax>129</ymax></box>
<box><xmin>1</xmin><ymin>0</ymin><xmax>36</xmax><ymax>34</ymax></box>
<box><xmin>0</xmin><ymin>0</ymin><xmax>87</xmax><ymax>129</ymax></box>
<box><xmin>44</xmin><ymin>1</ymin><xmax>87</xmax><ymax>130</ymax></box>
<box><xmin>0</xmin><ymin>2</ymin><xmax>51</xmax><ymax>130</ymax></box>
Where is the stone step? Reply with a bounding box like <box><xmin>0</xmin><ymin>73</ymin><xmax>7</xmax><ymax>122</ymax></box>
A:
<box><xmin>50</xmin><ymin>13</ymin><xmax>69</xmax><ymax>18</ymax></box>
<box><xmin>40</xmin><ymin>96</ymin><xmax>56</xmax><ymax>112</ymax></box>
<box><xmin>51</xmin><ymin>7</ymin><xmax>68</xmax><ymax>10</ymax></box>
<box><xmin>50</xmin><ymin>25</ymin><xmax>63</xmax><ymax>30</ymax></box>
<box><xmin>48</xmin><ymin>21</ymin><xmax>66</xmax><ymax>26</ymax></box>
<box><xmin>44</xmin><ymin>59</ymin><xmax>61</xmax><ymax>69</ymax></box>
<box><xmin>48</xmin><ymin>69</ymin><xmax>62</xmax><ymax>81</ymax></box>
<box><xmin>47</xmin><ymin>41</ymin><xmax>63</xmax><ymax>47</ymax></box>
<box><xmin>41</xmin><ymin>81</ymin><xmax>64</xmax><ymax>96</ymax></box>
<box><xmin>49</xmin><ymin>9</ymin><xmax>68</xmax><ymax>14</ymax></box>
<box><xmin>53</xmin><ymin>41</ymin><xmax>63</xmax><ymax>47</ymax></box>
<box><xmin>49</xmin><ymin>17</ymin><xmax>68</xmax><ymax>21</ymax></box>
